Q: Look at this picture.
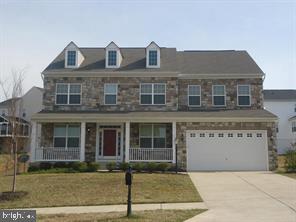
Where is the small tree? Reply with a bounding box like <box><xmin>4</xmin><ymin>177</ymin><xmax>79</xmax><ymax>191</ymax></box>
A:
<box><xmin>0</xmin><ymin>68</ymin><xmax>26</xmax><ymax>192</ymax></box>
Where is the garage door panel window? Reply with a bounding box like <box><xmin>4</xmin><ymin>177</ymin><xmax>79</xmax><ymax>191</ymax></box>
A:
<box><xmin>213</xmin><ymin>85</ymin><xmax>226</xmax><ymax>106</ymax></box>
<box><xmin>238</xmin><ymin>85</ymin><xmax>251</xmax><ymax>106</ymax></box>
<box><xmin>140</xmin><ymin>124</ymin><xmax>166</xmax><ymax>148</ymax></box>
<box><xmin>188</xmin><ymin>85</ymin><xmax>201</xmax><ymax>106</ymax></box>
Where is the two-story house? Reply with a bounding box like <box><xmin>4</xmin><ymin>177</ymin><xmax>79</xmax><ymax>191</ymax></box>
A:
<box><xmin>263</xmin><ymin>90</ymin><xmax>296</xmax><ymax>154</ymax></box>
<box><xmin>30</xmin><ymin>41</ymin><xmax>277</xmax><ymax>171</ymax></box>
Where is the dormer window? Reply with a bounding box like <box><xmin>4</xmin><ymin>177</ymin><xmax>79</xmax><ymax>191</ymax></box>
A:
<box><xmin>148</xmin><ymin>50</ymin><xmax>158</xmax><ymax>66</ymax></box>
<box><xmin>108</xmin><ymin>50</ymin><xmax>117</xmax><ymax>66</ymax></box>
<box><xmin>146</xmin><ymin>42</ymin><xmax>160</xmax><ymax>68</ymax></box>
<box><xmin>67</xmin><ymin>51</ymin><xmax>77</xmax><ymax>66</ymax></box>
<box><xmin>64</xmin><ymin>42</ymin><xmax>84</xmax><ymax>68</ymax></box>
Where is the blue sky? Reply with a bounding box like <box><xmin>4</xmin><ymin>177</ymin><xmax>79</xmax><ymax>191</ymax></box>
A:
<box><xmin>0</xmin><ymin>0</ymin><xmax>295</xmax><ymax>100</ymax></box>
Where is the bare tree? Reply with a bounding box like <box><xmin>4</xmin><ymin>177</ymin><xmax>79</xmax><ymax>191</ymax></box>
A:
<box><xmin>0</xmin><ymin>68</ymin><xmax>26</xmax><ymax>192</ymax></box>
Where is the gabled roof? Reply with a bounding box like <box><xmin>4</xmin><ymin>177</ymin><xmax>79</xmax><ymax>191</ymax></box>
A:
<box><xmin>0</xmin><ymin>115</ymin><xmax>29</xmax><ymax>124</ymax></box>
<box><xmin>0</xmin><ymin>97</ymin><xmax>21</xmax><ymax>107</ymax></box>
<box><xmin>43</xmin><ymin>44</ymin><xmax>264</xmax><ymax>75</ymax></box>
<box><xmin>263</xmin><ymin>90</ymin><xmax>296</xmax><ymax>100</ymax></box>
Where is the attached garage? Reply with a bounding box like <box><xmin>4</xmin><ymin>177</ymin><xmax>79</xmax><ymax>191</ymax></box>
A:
<box><xmin>186</xmin><ymin>130</ymin><xmax>268</xmax><ymax>171</ymax></box>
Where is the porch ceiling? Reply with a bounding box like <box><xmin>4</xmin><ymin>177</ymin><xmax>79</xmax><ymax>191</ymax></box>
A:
<box><xmin>31</xmin><ymin>110</ymin><xmax>277</xmax><ymax>123</ymax></box>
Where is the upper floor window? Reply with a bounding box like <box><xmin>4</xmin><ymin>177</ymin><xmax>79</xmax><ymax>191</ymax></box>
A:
<box><xmin>212</xmin><ymin>85</ymin><xmax>225</xmax><ymax>106</ymax></box>
<box><xmin>67</xmin><ymin>51</ymin><xmax>77</xmax><ymax>66</ymax></box>
<box><xmin>292</xmin><ymin>121</ymin><xmax>296</xmax><ymax>133</ymax></box>
<box><xmin>104</xmin><ymin>84</ymin><xmax>117</xmax><ymax>105</ymax></box>
<box><xmin>54</xmin><ymin>124</ymin><xmax>80</xmax><ymax>148</ymax></box>
<box><xmin>237</xmin><ymin>85</ymin><xmax>251</xmax><ymax>106</ymax></box>
<box><xmin>148</xmin><ymin>50</ymin><xmax>158</xmax><ymax>66</ymax></box>
<box><xmin>56</xmin><ymin>83</ymin><xmax>81</xmax><ymax>105</ymax></box>
<box><xmin>188</xmin><ymin>85</ymin><xmax>201</xmax><ymax>106</ymax></box>
<box><xmin>108</xmin><ymin>50</ymin><xmax>117</xmax><ymax>66</ymax></box>
<box><xmin>140</xmin><ymin>83</ymin><xmax>165</xmax><ymax>105</ymax></box>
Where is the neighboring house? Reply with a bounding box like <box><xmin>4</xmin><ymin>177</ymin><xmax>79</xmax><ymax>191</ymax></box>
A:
<box><xmin>263</xmin><ymin>90</ymin><xmax>296</xmax><ymax>154</ymax></box>
<box><xmin>0</xmin><ymin>86</ymin><xmax>44</xmax><ymax>152</ymax></box>
<box><xmin>30</xmin><ymin>41</ymin><xmax>277</xmax><ymax>171</ymax></box>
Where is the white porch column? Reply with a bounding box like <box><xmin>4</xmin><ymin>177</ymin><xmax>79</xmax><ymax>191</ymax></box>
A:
<box><xmin>172</xmin><ymin>121</ymin><xmax>176</xmax><ymax>163</ymax></box>
<box><xmin>125</xmin><ymin>121</ymin><xmax>130</xmax><ymax>162</ymax></box>
<box><xmin>30</xmin><ymin>121</ymin><xmax>37</xmax><ymax>162</ymax></box>
<box><xmin>80</xmin><ymin>122</ymin><xmax>86</xmax><ymax>161</ymax></box>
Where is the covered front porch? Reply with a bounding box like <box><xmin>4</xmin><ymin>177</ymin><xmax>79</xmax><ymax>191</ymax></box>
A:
<box><xmin>30</xmin><ymin>121</ymin><xmax>176</xmax><ymax>163</ymax></box>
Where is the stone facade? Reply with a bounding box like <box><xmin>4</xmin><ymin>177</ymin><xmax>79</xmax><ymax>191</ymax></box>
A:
<box><xmin>85</xmin><ymin>123</ymin><xmax>96</xmax><ymax>162</ymax></box>
<box><xmin>43</xmin><ymin>76</ymin><xmax>263</xmax><ymax>112</ymax></box>
<box><xmin>43</xmin><ymin>76</ymin><xmax>178</xmax><ymax>112</ymax></box>
<box><xmin>176</xmin><ymin>121</ymin><xmax>277</xmax><ymax>170</ymax></box>
<box><xmin>178</xmin><ymin>78</ymin><xmax>263</xmax><ymax>110</ymax></box>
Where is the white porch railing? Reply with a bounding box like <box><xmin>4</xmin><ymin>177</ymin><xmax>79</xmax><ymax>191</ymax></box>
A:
<box><xmin>35</xmin><ymin>147</ymin><xmax>80</xmax><ymax>161</ymax></box>
<box><xmin>129</xmin><ymin>148</ymin><xmax>173</xmax><ymax>162</ymax></box>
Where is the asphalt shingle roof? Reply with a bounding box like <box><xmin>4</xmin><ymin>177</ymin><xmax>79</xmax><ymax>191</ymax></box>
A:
<box><xmin>44</xmin><ymin>46</ymin><xmax>263</xmax><ymax>75</ymax></box>
<box><xmin>263</xmin><ymin>90</ymin><xmax>296</xmax><ymax>100</ymax></box>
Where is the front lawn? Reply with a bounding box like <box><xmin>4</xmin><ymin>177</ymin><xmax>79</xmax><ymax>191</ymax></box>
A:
<box><xmin>0</xmin><ymin>172</ymin><xmax>202</xmax><ymax>208</ymax></box>
<box><xmin>38</xmin><ymin>209</ymin><xmax>205</xmax><ymax>222</ymax></box>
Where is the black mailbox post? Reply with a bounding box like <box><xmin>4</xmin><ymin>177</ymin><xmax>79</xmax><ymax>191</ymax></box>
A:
<box><xmin>125</xmin><ymin>166</ymin><xmax>133</xmax><ymax>217</ymax></box>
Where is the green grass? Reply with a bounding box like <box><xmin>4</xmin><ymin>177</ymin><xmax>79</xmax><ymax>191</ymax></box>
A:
<box><xmin>38</xmin><ymin>209</ymin><xmax>205</xmax><ymax>222</ymax></box>
<box><xmin>0</xmin><ymin>172</ymin><xmax>202</xmax><ymax>208</ymax></box>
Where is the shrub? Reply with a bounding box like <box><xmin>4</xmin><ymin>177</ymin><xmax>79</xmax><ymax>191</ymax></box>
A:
<box><xmin>285</xmin><ymin>149</ymin><xmax>296</xmax><ymax>172</ymax></box>
<box><xmin>28</xmin><ymin>165</ymin><xmax>39</xmax><ymax>172</ymax></box>
<box><xmin>157</xmin><ymin>163</ymin><xmax>170</xmax><ymax>172</ymax></box>
<box><xmin>70</xmin><ymin>162</ymin><xmax>88</xmax><ymax>172</ymax></box>
<box><xmin>119</xmin><ymin>162</ymin><xmax>130</xmax><ymax>171</ymax></box>
<box><xmin>87</xmin><ymin>162</ymin><xmax>101</xmax><ymax>172</ymax></box>
<box><xmin>132</xmin><ymin>162</ymin><xmax>145</xmax><ymax>172</ymax></box>
<box><xmin>53</xmin><ymin>162</ymin><xmax>68</xmax><ymax>168</ymax></box>
<box><xmin>146</xmin><ymin>162</ymin><xmax>157</xmax><ymax>173</ymax></box>
<box><xmin>39</xmin><ymin>162</ymin><xmax>52</xmax><ymax>170</ymax></box>
<box><xmin>106</xmin><ymin>162</ymin><xmax>117</xmax><ymax>172</ymax></box>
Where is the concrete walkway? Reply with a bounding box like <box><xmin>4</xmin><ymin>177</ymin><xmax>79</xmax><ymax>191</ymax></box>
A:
<box><xmin>20</xmin><ymin>202</ymin><xmax>207</xmax><ymax>215</ymax></box>
<box><xmin>187</xmin><ymin>172</ymin><xmax>296</xmax><ymax>222</ymax></box>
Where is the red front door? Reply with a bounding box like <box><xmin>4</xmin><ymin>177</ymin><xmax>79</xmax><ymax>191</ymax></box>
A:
<box><xmin>103</xmin><ymin>130</ymin><xmax>117</xmax><ymax>156</ymax></box>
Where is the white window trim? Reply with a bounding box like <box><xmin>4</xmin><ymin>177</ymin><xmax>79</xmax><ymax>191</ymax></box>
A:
<box><xmin>212</xmin><ymin>85</ymin><xmax>226</xmax><ymax>107</ymax></box>
<box><xmin>237</xmin><ymin>84</ymin><xmax>251</xmax><ymax>107</ymax></box>
<box><xmin>106</xmin><ymin>49</ymin><xmax>119</xmax><ymax>68</ymax></box>
<box><xmin>53</xmin><ymin>124</ymin><xmax>81</xmax><ymax>149</ymax></box>
<box><xmin>146</xmin><ymin>49</ymin><xmax>160</xmax><ymax>68</ymax></box>
<box><xmin>65</xmin><ymin>50</ymin><xmax>78</xmax><ymax>68</ymax></box>
<box><xmin>292</xmin><ymin>121</ymin><xmax>296</xmax><ymax>133</ymax></box>
<box><xmin>104</xmin><ymin>83</ymin><xmax>118</xmax><ymax>105</ymax></box>
<box><xmin>55</xmin><ymin>83</ymin><xmax>82</xmax><ymax>105</ymax></box>
<box><xmin>188</xmin><ymin>85</ymin><xmax>201</xmax><ymax>107</ymax></box>
<box><xmin>140</xmin><ymin>83</ymin><xmax>166</xmax><ymax>105</ymax></box>
<box><xmin>139</xmin><ymin>124</ymin><xmax>166</xmax><ymax>149</ymax></box>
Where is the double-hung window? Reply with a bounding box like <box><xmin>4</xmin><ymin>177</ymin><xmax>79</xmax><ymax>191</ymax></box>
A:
<box><xmin>188</xmin><ymin>85</ymin><xmax>201</xmax><ymax>106</ymax></box>
<box><xmin>67</xmin><ymin>51</ymin><xmax>77</xmax><ymax>66</ymax></box>
<box><xmin>292</xmin><ymin>122</ymin><xmax>296</xmax><ymax>133</ymax></box>
<box><xmin>148</xmin><ymin>50</ymin><xmax>158</xmax><ymax>66</ymax></box>
<box><xmin>108</xmin><ymin>50</ymin><xmax>117</xmax><ymax>66</ymax></box>
<box><xmin>140</xmin><ymin>83</ymin><xmax>165</xmax><ymax>105</ymax></box>
<box><xmin>53</xmin><ymin>124</ymin><xmax>80</xmax><ymax>148</ymax></box>
<box><xmin>104</xmin><ymin>84</ymin><xmax>117</xmax><ymax>105</ymax></box>
<box><xmin>237</xmin><ymin>85</ymin><xmax>251</xmax><ymax>106</ymax></box>
<box><xmin>212</xmin><ymin>85</ymin><xmax>226</xmax><ymax>106</ymax></box>
<box><xmin>139</xmin><ymin>124</ymin><xmax>166</xmax><ymax>148</ymax></box>
<box><xmin>56</xmin><ymin>83</ymin><xmax>81</xmax><ymax>105</ymax></box>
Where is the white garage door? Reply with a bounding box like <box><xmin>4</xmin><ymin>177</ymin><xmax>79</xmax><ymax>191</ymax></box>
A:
<box><xmin>187</xmin><ymin>130</ymin><xmax>268</xmax><ymax>171</ymax></box>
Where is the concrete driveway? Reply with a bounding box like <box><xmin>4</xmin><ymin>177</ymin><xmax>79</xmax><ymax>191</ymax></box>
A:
<box><xmin>187</xmin><ymin>172</ymin><xmax>296</xmax><ymax>222</ymax></box>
